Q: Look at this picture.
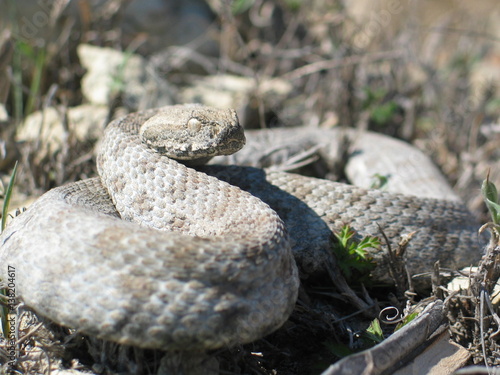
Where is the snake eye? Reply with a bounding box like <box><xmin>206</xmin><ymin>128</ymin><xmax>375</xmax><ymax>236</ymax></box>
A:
<box><xmin>187</xmin><ymin>118</ymin><xmax>201</xmax><ymax>133</ymax></box>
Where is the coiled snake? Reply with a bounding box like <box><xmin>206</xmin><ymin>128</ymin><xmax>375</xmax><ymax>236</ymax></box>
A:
<box><xmin>0</xmin><ymin>105</ymin><xmax>482</xmax><ymax>350</ymax></box>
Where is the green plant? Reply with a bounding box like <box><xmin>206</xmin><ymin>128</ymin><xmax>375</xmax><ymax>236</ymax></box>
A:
<box><xmin>109</xmin><ymin>50</ymin><xmax>134</xmax><ymax>100</ymax></box>
<box><xmin>361</xmin><ymin>318</ymin><xmax>384</xmax><ymax>345</ymax></box>
<box><xmin>22</xmin><ymin>42</ymin><xmax>46</xmax><ymax>116</ymax></box>
<box><xmin>370</xmin><ymin>173</ymin><xmax>389</xmax><ymax>190</ymax></box>
<box><xmin>11</xmin><ymin>40</ymin><xmax>48</xmax><ymax>121</ymax></box>
<box><xmin>283</xmin><ymin>0</ymin><xmax>302</xmax><ymax>11</ymax></box>
<box><xmin>231</xmin><ymin>0</ymin><xmax>255</xmax><ymax>14</ymax></box>
<box><xmin>395</xmin><ymin>310</ymin><xmax>418</xmax><ymax>331</ymax></box>
<box><xmin>232</xmin><ymin>0</ymin><xmax>301</xmax><ymax>16</ymax></box>
<box><xmin>362</xmin><ymin>87</ymin><xmax>399</xmax><ymax>126</ymax></box>
<box><xmin>482</xmin><ymin>173</ymin><xmax>500</xmax><ymax>226</ymax></box>
<box><xmin>323</xmin><ymin>341</ymin><xmax>353</xmax><ymax>358</ymax></box>
<box><xmin>7</xmin><ymin>0</ymin><xmax>49</xmax><ymax>120</ymax></box>
<box><xmin>323</xmin><ymin>318</ymin><xmax>385</xmax><ymax>364</ymax></box>
<box><xmin>370</xmin><ymin>101</ymin><xmax>398</xmax><ymax>125</ymax></box>
<box><xmin>332</xmin><ymin>225</ymin><xmax>378</xmax><ymax>280</ymax></box>
<box><xmin>11</xmin><ymin>40</ymin><xmax>48</xmax><ymax>122</ymax></box>
<box><xmin>1</xmin><ymin>161</ymin><xmax>18</xmax><ymax>232</ymax></box>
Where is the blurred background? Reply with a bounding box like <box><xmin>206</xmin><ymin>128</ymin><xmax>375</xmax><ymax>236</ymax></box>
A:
<box><xmin>1</xmin><ymin>0</ymin><xmax>500</xmax><ymax>213</ymax></box>
<box><xmin>1</xmin><ymin>1</ymin><xmax>500</xmax><ymax>372</ymax></box>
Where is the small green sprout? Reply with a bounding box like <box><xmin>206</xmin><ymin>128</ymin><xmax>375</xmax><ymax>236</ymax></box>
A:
<box><xmin>232</xmin><ymin>0</ymin><xmax>255</xmax><ymax>14</ymax></box>
<box><xmin>481</xmin><ymin>173</ymin><xmax>500</xmax><ymax>225</ymax></box>
<box><xmin>395</xmin><ymin>310</ymin><xmax>419</xmax><ymax>331</ymax></box>
<box><xmin>332</xmin><ymin>225</ymin><xmax>378</xmax><ymax>280</ymax></box>
<box><xmin>370</xmin><ymin>101</ymin><xmax>399</xmax><ymax>126</ymax></box>
<box><xmin>322</xmin><ymin>341</ymin><xmax>354</xmax><ymax>360</ymax></box>
<box><xmin>370</xmin><ymin>173</ymin><xmax>389</xmax><ymax>190</ymax></box>
<box><xmin>2</xmin><ymin>161</ymin><xmax>18</xmax><ymax>232</ymax></box>
<box><xmin>362</xmin><ymin>318</ymin><xmax>385</xmax><ymax>345</ymax></box>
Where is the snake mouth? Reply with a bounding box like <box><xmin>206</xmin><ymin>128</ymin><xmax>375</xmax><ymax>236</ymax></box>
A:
<box><xmin>151</xmin><ymin>133</ymin><xmax>245</xmax><ymax>165</ymax></box>
<box><xmin>217</xmin><ymin>123</ymin><xmax>246</xmax><ymax>155</ymax></box>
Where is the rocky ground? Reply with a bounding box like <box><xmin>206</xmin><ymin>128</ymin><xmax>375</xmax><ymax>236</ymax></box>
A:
<box><xmin>1</xmin><ymin>1</ymin><xmax>500</xmax><ymax>374</ymax></box>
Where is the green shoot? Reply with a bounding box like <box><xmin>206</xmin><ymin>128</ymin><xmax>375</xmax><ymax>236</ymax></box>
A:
<box><xmin>24</xmin><ymin>45</ymin><xmax>46</xmax><ymax>116</ymax></box>
<box><xmin>10</xmin><ymin>39</ymin><xmax>48</xmax><ymax>120</ymax></box>
<box><xmin>1</xmin><ymin>161</ymin><xmax>18</xmax><ymax>232</ymax></box>
<box><xmin>370</xmin><ymin>173</ymin><xmax>389</xmax><ymax>190</ymax></box>
<box><xmin>323</xmin><ymin>318</ymin><xmax>384</xmax><ymax>363</ymax></box>
<box><xmin>322</xmin><ymin>341</ymin><xmax>354</xmax><ymax>359</ymax></box>
<box><xmin>7</xmin><ymin>0</ymin><xmax>53</xmax><ymax>119</ymax></box>
<box><xmin>332</xmin><ymin>225</ymin><xmax>378</xmax><ymax>280</ymax></box>
<box><xmin>481</xmin><ymin>173</ymin><xmax>500</xmax><ymax>225</ymax></box>
<box><xmin>361</xmin><ymin>87</ymin><xmax>399</xmax><ymax>126</ymax></box>
<box><xmin>231</xmin><ymin>0</ymin><xmax>255</xmax><ymax>14</ymax></box>
<box><xmin>395</xmin><ymin>310</ymin><xmax>419</xmax><ymax>331</ymax></box>
<box><xmin>370</xmin><ymin>101</ymin><xmax>398</xmax><ymax>126</ymax></box>
<box><xmin>110</xmin><ymin>48</ymin><xmax>136</xmax><ymax>101</ymax></box>
<box><xmin>361</xmin><ymin>318</ymin><xmax>385</xmax><ymax>345</ymax></box>
<box><xmin>284</xmin><ymin>0</ymin><xmax>302</xmax><ymax>11</ymax></box>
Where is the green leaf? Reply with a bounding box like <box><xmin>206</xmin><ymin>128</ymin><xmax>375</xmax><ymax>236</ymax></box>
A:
<box><xmin>2</xmin><ymin>161</ymin><xmax>18</xmax><ymax>232</ymax></box>
<box><xmin>232</xmin><ymin>0</ymin><xmax>254</xmax><ymax>14</ymax></box>
<box><xmin>356</xmin><ymin>236</ymin><xmax>380</xmax><ymax>253</ymax></box>
<box><xmin>482</xmin><ymin>176</ymin><xmax>500</xmax><ymax>224</ymax></box>
<box><xmin>25</xmin><ymin>48</ymin><xmax>46</xmax><ymax>116</ymax></box>
<box><xmin>332</xmin><ymin>225</ymin><xmax>377</xmax><ymax>280</ymax></box>
<box><xmin>338</xmin><ymin>225</ymin><xmax>354</xmax><ymax>249</ymax></box>
<box><xmin>284</xmin><ymin>0</ymin><xmax>302</xmax><ymax>11</ymax></box>
<box><xmin>370</xmin><ymin>101</ymin><xmax>398</xmax><ymax>125</ymax></box>
<box><xmin>370</xmin><ymin>173</ymin><xmax>389</xmax><ymax>190</ymax></box>
<box><xmin>362</xmin><ymin>87</ymin><xmax>387</xmax><ymax>109</ymax></box>
<box><xmin>482</xmin><ymin>176</ymin><xmax>498</xmax><ymax>204</ymax></box>
<box><xmin>395</xmin><ymin>311</ymin><xmax>419</xmax><ymax>331</ymax></box>
<box><xmin>16</xmin><ymin>40</ymin><xmax>35</xmax><ymax>60</ymax></box>
<box><xmin>323</xmin><ymin>341</ymin><xmax>354</xmax><ymax>358</ymax></box>
<box><xmin>363</xmin><ymin>319</ymin><xmax>384</xmax><ymax>344</ymax></box>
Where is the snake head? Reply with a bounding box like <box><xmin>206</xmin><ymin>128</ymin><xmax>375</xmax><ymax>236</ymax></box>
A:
<box><xmin>140</xmin><ymin>105</ymin><xmax>245</xmax><ymax>165</ymax></box>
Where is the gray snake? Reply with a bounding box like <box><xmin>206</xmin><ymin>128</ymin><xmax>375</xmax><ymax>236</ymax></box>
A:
<box><xmin>0</xmin><ymin>105</ymin><xmax>482</xmax><ymax>350</ymax></box>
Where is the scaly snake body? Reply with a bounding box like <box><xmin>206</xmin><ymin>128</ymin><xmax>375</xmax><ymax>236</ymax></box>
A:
<box><xmin>0</xmin><ymin>105</ymin><xmax>482</xmax><ymax>349</ymax></box>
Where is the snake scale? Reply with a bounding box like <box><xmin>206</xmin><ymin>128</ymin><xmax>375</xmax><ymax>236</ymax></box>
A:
<box><xmin>0</xmin><ymin>105</ymin><xmax>483</xmax><ymax>350</ymax></box>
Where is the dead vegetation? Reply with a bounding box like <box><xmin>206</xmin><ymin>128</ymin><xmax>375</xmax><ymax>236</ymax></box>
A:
<box><xmin>1</xmin><ymin>0</ymin><xmax>500</xmax><ymax>374</ymax></box>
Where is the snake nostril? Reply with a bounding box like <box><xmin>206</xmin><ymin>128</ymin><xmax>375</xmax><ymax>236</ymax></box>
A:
<box><xmin>204</xmin><ymin>124</ymin><xmax>221</xmax><ymax>139</ymax></box>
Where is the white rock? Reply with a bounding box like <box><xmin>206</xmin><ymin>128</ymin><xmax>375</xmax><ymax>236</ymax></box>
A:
<box><xmin>0</xmin><ymin>103</ymin><xmax>8</xmax><ymax>122</ymax></box>
<box><xmin>16</xmin><ymin>105</ymin><xmax>108</xmax><ymax>162</ymax></box>
<box><xmin>78</xmin><ymin>44</ymin><xmax>174</xmax><ymax>109</ymax></box>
